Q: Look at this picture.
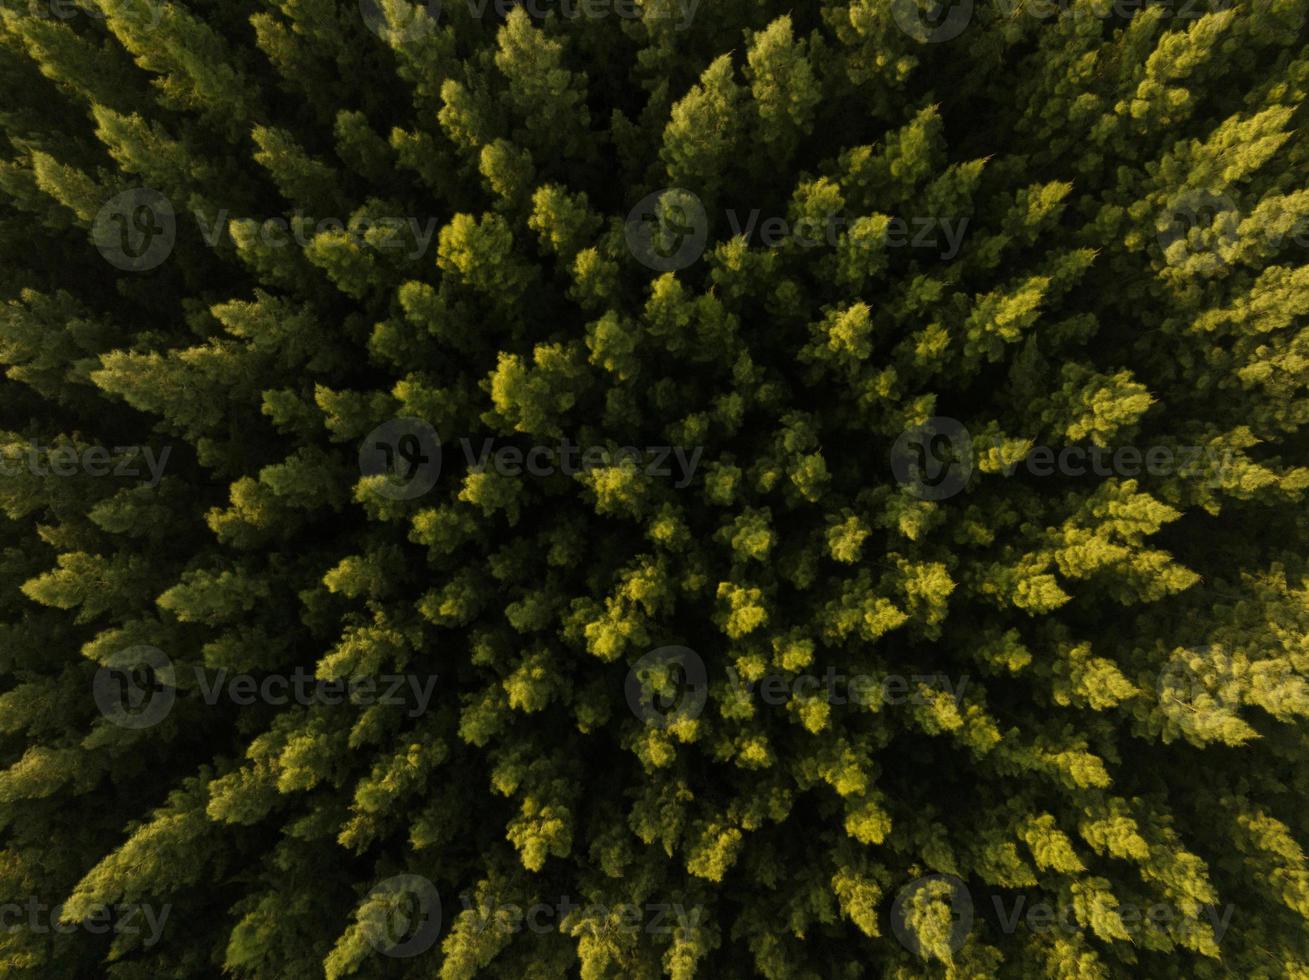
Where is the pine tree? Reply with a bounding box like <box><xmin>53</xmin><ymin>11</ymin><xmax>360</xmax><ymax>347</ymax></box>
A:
<box><xmin>0</xmin><ymin>0</ymin><xmax>1304</xmax><ymax>977</ymax></box>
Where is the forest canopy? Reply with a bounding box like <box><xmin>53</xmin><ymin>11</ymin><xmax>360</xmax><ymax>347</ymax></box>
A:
<box><xmin>0</xmin><ymin>0</ymin><xmax>1306</xmax><ymax>976</ymax></box>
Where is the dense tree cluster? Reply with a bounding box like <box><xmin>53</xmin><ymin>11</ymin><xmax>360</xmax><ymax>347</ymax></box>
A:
<box><xmin>0</xmin><ymin>0</ymin><xmax>1306</xmax><ymax>975</ymax></box>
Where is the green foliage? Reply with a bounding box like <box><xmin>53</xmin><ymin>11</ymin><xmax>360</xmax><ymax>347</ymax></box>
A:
<box><xmin>0</xmin><ymin>0</ymin><xmax>1304</xmax><ymax>978</ymax></box>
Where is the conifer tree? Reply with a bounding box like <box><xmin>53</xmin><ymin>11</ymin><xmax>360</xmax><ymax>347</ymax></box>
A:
<box><xmin>0</xmin><ymin>0</ymin><xmax>1304</xmax><ymax>977</ymax></box>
